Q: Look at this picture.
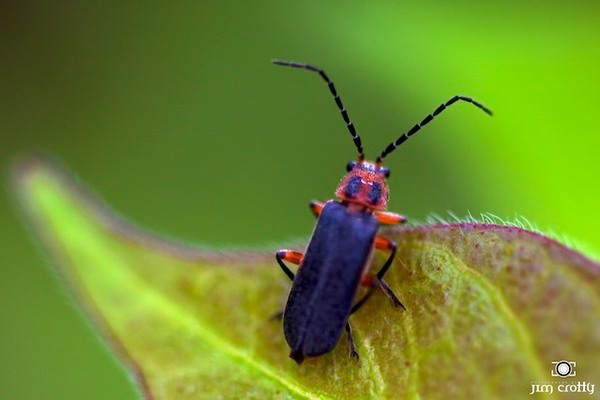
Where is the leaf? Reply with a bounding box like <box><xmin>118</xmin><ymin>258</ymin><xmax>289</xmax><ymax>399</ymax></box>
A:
<box><xmin>12</xmin><ymin>155</ymin><xmax>600</xmax><ymax>400</ymax></box>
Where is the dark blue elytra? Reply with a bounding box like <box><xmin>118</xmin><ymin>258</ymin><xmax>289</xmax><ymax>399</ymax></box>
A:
<box><xmin>283</xmin><ymin>201</ymin><xmax>378</xmax><ymax>363</ymax></box>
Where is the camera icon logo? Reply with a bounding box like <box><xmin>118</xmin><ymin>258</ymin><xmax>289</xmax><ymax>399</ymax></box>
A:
<box><xmin>551</xmin><ymin>360</ymin><xmax>576</xmax><ymax>378</ymax></box>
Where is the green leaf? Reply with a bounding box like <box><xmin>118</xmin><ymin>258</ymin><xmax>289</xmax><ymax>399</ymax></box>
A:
<box><xmin>13</xmin><ymin>156</ymin><xmax>600</xmax><ymax>400</ymax></box>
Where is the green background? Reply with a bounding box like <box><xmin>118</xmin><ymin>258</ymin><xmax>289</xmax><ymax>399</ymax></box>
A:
<box><xmin>1</xmin><ymin>2</ymin><xmax>598</xmax><ymax>399</ymax></box>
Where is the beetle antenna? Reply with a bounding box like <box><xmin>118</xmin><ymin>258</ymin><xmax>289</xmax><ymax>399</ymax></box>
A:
<box><xmin>273</xmin><ymin>60</ymin><xmax>364</xmax><ymax>161</ymax></box>
<box><xmin>376</xmin><ymin>95</ymin><xmax>492</xmax><ymax>164</ymax></box>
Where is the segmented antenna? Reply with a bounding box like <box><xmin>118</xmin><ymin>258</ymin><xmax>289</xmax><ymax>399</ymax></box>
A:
<box><xmin>376</xmin><ymin>96</ymin><xmax>492</xmax><ymax>163</ymax></box>
<box><xmin>273</xmin><ymin>60</ymin><xmax>364</xmax><ymax>161</ymax></box>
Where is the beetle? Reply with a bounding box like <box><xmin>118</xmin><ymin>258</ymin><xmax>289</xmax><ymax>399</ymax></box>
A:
<box><xmin>273</xmin><ymin>59</ymin><xmax>492</xmax><ymax>364</ymax></box>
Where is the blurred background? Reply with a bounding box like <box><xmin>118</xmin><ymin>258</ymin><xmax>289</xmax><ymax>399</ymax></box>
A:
<box><xmin>1</xmin><ymin>2</ymin><xmax>598</xmax><ymax>399</ymax></box>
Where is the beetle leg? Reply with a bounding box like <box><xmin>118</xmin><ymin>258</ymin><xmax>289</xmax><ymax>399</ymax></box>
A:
<box><xmin>345</xmin><ymin>322</ymin><xmax>360</xmax><ymax>359</ymax></box>
<box><xmin>352</xmin><ymin>278</ymin><xmax>405</xmax><ymax>313</ymax></box>
<box><xmin>309</xmin><ymin>200</ymin><xmax>325</xmax><ymax>218</ymax></box>
<box><xmin>374</xmin><ymin>237</ymin><xmax>406</xmax><ymax>309</ymax></box>
<box><xmin>275</xmin><ymin>249</ymin><xmax>303</xmax><ymax>281</ymax></box>
<box><xmin>374</xmin><ymin>210</ymin><xmax>407</xmax><ymax>225</ymax></box>
<box><xmin>350</xmin><ymin>237</ymin><xmax>405</xmax><ymax>313</ymax></box>
<box><xmin>374</xmin><ymin>277</ymin><xmax>405</xmax><ymax>309</ymax></box>
<box><xmin>374</xmin><ymin>237</ymin><xmax>396</xmax><ymax>279</ymax></box>
<box><xmin>272</xmin><ymin>250</ymin><xmax>304</xmax><ymax>320</ymax></box>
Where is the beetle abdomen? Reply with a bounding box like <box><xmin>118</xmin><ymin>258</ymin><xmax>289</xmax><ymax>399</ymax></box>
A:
<box><xmin>283</xmin><ymin>201</ymin><xmax>379</xmax><ymax>363</ymax></box>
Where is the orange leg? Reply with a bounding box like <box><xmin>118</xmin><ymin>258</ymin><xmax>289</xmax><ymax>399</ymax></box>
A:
<box><xmin>309</xmin><ymin>200</ymin><xmax>325</xmax><ymax>218</ymax></box>
<box><xmin>374</xmin><ymin>210</ymin><xmax>407</xmax><ymax>225</ymax></box>
<box><xmin>375</xmin><ymin>236</ymin><xmax>395</xmax><ymax>250</ymax></box>
<box><xmin>275</xmin><ymin>249</ymin><xmax>303</xmax><ymax>281</ymax></box>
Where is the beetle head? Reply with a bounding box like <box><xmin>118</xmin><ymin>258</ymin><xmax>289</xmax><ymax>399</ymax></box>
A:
<box><xmin>335</xmin><ymin>160</ymin><xmax>389</xmax><ymax>210</ymax></box>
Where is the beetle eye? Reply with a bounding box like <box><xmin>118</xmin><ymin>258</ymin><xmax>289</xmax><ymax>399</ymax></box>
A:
<box><xmin>346</xmin><ymin>161</ymin><xmax>357</xmax><ymax>172</ymax></box>
<box><xmin>381</xmin><ymin>167</ymin><xmax>390</xmax><ymax>178</ymax></box>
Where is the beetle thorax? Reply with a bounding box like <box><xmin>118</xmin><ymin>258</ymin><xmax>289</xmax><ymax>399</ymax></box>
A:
<box><xmin>335</xmin><ymin>161</ymin><xmax>389</xmax><ymax>210</ymax></box>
